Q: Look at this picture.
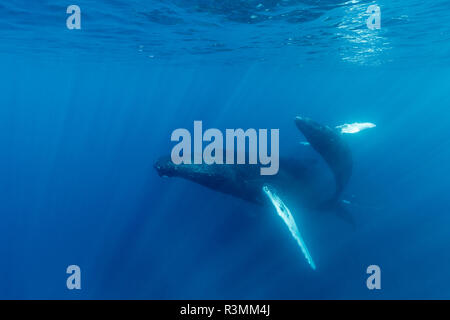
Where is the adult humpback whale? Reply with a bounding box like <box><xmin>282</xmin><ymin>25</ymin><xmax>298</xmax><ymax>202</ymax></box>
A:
<box><xmin>154</xmin><ymin>116</ymin><xmax>356</xmax><ymax>270</ymax></box>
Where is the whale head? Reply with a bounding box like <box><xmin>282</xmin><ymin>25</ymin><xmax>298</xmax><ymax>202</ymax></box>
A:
<box><xmin>154</xmin><ymin>156</ymin><xmax>220</xmax><ymax>182</ymax></box>
<box><xmin>154</xmin><ymin>156</ymin><xmax>177</xmax><ymax>178</ymax></box>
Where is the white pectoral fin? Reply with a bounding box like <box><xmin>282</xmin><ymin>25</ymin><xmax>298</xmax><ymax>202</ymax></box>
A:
<box><xmin>336</xmin><ymin>122</ymin><xmax>376</xmax><ymax>134</ymax></box>
<box><xmin>262</xmin><ymin>185</ymin><xmax>316</xmax><ymax>270</ymax></box>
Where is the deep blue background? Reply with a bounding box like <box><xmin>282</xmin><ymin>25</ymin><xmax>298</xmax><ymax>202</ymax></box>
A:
<box><xmin>1</xmin><ymin>1</ymin><xmax>450</xmax><ymax>299</ymax></box>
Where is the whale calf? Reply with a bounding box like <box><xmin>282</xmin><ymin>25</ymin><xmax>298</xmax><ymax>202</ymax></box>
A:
<box><xmin>155</xmin><ymin>116</ymin><xmax>358</xmax><ymax>269</ymax></box>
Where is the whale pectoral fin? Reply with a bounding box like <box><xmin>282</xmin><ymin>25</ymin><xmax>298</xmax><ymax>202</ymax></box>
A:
<box><xmin>262</xmin><ymin>185</ymin><xmax>316</xmax><ymax>270</ymax></box>
<box><xmin>336</xmin><ymin>122</ymin><xmax>376</xmax><ymax>134</ymax></box>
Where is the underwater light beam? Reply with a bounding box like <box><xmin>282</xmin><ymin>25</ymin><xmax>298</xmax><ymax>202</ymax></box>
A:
<box><xmin>262</xmin><ymin>185</ymin><xmax>316</xmax><ymax>270</ymax></box>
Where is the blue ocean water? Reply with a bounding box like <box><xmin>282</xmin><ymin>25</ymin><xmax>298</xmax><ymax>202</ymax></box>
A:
<box><xmin>1</xmin><ymin>0</ymin><xmax>450</xmax><ymax>299</ymax></box>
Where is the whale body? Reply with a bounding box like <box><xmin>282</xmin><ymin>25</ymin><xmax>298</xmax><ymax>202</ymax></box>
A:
<box><xmin>155</xmin><ymin>116</ymin><xmax>352</xmax><ymax>209</ymax></box>
<box><xmin>154</xmin><ymin>116</ymin><xmax>356</xmax><ymax>269</ymax></box>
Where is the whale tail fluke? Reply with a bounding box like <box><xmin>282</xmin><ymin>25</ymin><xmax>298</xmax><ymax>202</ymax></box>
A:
<box><xmin>319</xmin><ymin>198</ymin><xmax>356</xmax><ymax>228</ymax></box>
<box><xmin>335</xmin><ymin>203</ymin><xmax>356</xmax><ymax>228</ymax></box>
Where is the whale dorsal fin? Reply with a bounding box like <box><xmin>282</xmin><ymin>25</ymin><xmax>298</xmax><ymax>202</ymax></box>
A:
<box><xmin>295</xmin><ymin>116</ymin><xmax>353</xmax><ymax>198</ymax></box>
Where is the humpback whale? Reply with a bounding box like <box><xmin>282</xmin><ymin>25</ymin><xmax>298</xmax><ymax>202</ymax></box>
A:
<box><xmin>155</xmin><ymin>116</ymin><xmax>357</xmax><ymax>269</ymax></box>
